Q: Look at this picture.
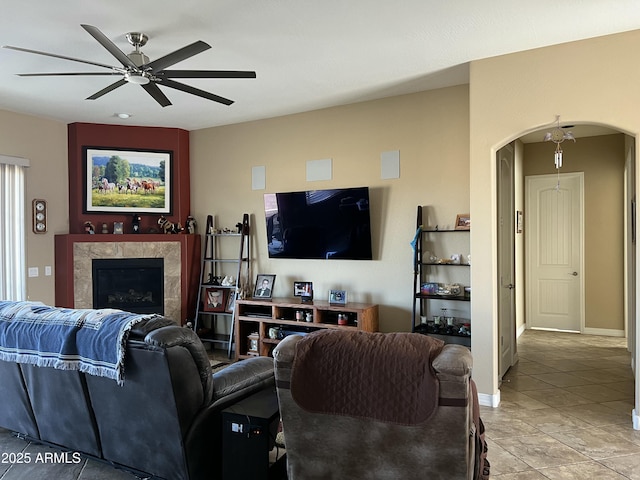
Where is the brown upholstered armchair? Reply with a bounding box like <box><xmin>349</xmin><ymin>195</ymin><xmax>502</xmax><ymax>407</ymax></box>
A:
<box><xmin>273</xmin><ymin>329</ymin><xmax>481</xmax><ymax>480</ymax></box>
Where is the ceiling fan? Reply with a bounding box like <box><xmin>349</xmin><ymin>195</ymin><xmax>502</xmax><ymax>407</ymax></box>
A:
<box><xmin>2</xmin><ymin>24</ymin><xmax>256</xmax><ymax>107</ymax></box>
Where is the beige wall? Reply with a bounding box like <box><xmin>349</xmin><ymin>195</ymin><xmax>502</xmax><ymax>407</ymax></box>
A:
<box><xmin>0</xmin><ymin>110</ymin><xmax>67</xmax><ymax>305</ymax></box>
<box><xmin>470</xmin><ymin>29</ymin><xmax>640</xmax><ymax>398</ymax></box>
<box><xmin>524</xmin><ymin>134</ymin><xmax>626</xmax><ymax>331</ymax></box>
<box><xmin>2</xmin><ymin>86</ymin><xmax>472</xmax><ymax>334</ymax></box>
<box><xmin>190</xmin><ymin>85</ymin><xmax>470</xmax><ymax>332</ymax></box>
<box><xmin>5</xmin><ymin>27</ymin><xmax>640</xmax><ymax>402</ymax></box>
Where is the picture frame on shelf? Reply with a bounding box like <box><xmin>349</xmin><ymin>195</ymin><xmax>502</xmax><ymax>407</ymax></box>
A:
<box><xmin>253</xmin><ymin>274</ymin><xmax>276</xmax><ymax>299</ymax></box>
<box><xmin>204</xmin><ymin>288</ymin><xmax>227</xmax><ymax>312</ymax></box>
<box><xmin>113</xmin><ymin>221</ymin><xmax>124</xmax><ymax>234</ymax></box>
<box><xmin>247</xmin><ymin>332</ymin><xmax>260</xmax><ymax>356</ymax></box>
<box><xmin>293</xmin><ymin>281</ymin><xmax>313</xmax><ymax>298</ymax></box>
<box><xmin>329</xmin><ymin>289</ymin><xmax>347</xmax><ymax>305</ymax></box>
<box><xmin>294</xmin><ymin>281</ymin><xmax>314</xmax><ymax>303</ymax></box>
<box><xmin>225</xmin><ymin>290</ymin><xmax>236</xmax><ymax>313</ymax></box>
<box><xmin>454</xmin><ymin>214</ymin><xmax>470</xmax><ymax>230</ymax></box>
<box><xmin>83</xmin><ymin>146</ymin><xmax>172</xmax><ymax>214</ymax></box>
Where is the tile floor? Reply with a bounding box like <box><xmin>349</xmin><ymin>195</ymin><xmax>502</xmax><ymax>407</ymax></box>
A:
<box><xmin>2</xmin><ymin>331</ymin><xmax>640</xmax><ymax>479</ymax></box>
<box><xmin>485</xmin><ymin>329</ymin><xmax>640</xmax><ymax>479</ymax></box>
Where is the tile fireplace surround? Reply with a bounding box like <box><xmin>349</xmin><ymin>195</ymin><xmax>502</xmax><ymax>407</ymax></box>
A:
<box><xmin>55</xmin><ymin>234</ymin><xmax>201</xmax><ymax>324</ymax></box>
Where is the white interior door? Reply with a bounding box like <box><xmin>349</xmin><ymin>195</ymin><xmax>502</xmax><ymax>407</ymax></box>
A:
<box><xmin>498</xmin><ymin>144</ymin><xmax>516</xmax><ymax>379</ymax></box>
<box><xmin>525</xmin><ymin>173</ymin><xmax>584</xmax><ymax>331</ymax></box>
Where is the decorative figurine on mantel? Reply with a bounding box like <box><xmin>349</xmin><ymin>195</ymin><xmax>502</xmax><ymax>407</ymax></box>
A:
<box><xmin>131</xmin><ymin>213</ymin><xmax>141</xmax><ymax>233</ymax></box>
<box><xmin>157</xmin><ymin>215</ymin><xmax>183</xmax><ymax>234</ymax></box>
<box><xmin>185</xmin><ymin>216</ymin><xmax>196</xmax><ymax>234</ymax></box>
<box><xmin>83</xmin><ymin>221</ymin><xmax>95</xmax><ymax>234</ymax></box>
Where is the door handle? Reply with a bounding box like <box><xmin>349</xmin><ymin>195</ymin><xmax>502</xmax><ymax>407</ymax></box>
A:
<box><xmin>568</xmin><ymin>272</ymin><xmax>578</xmax><ymax>276</ymax></box>
<box><xmin>505</xmin><ymin>283</ymin><xmax>515</xmax><ymax>289</ymax></box>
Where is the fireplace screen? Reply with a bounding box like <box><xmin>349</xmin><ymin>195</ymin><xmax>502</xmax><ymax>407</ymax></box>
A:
<box><xmin>92</xmin><ymin>258</ymin><xmax>164</xmax><ymax>315</ymax></box>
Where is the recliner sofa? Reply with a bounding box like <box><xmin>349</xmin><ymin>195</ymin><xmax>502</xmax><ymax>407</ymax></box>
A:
<box><xmin>0</xmin><ymin>309</ymin><xmax>275</xmax><ymax>480</ymax></box>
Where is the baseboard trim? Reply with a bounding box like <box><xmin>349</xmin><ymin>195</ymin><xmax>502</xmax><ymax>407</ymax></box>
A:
<box><xmin>527</xmin><ymin>325</ymin><xmax>625</xmax><ymax>337</ymax></box>
<box><xmin>582</xmin><ymin>327</ymin><xmax>626</xmax><ymax>337</ymax></box>
<box><xmin>478</xmin><ymin>391</ymin><xmax>500</xmax><ymax>408</ymax></box>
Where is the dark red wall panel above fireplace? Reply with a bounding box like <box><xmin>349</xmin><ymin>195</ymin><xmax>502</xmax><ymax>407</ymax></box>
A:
<box><xmin>67</xmin><ymin>122</ymin><xmax>191</xmax><ymax>235</ymax></box>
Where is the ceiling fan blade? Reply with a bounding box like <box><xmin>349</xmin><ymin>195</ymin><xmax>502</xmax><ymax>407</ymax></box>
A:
<box><xmin>159</xmin><ymin>79</ymin><xmax>234</xmax><ymax>105</ymax></box>
<box><xmin>3</xmin><ymin>45</ymin><xmax>124</xmax><ymax>72</ymax></box>
<box><xmin>87</xmin><ymin>79</ymin><xmax>127</xmax><ymax>100</ymax></box>
<box><xmin>144</xmin><ymin>41</ymin><xmax>211</xmax><ymax>72</ymax></box>
<box><xmin>142</xmin><ymin>82</ymin><xmax>172</xmax><ymax>107</ymax></box>
<box><xmin>17</xmin><ymin>72</ymin><xmax>122</xmax><ymax>77</ymax></box>
<box><xmin>160</xmin><ymin>70</ymin><xmax>256</xmax><ymax>79</ymax></box>
<box><xmin>81</xmin><ymin>24</ymin><xmax>138</xmax><ymax>70</ymax></box>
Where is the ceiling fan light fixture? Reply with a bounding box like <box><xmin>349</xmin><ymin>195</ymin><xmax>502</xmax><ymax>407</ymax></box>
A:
<box><xmin>6</xmin><ymin>24</ymin><xmax>256</xmax><ymax>107</ymax></box>
<box><xmin>125</xmin><ymin>72</ymin><xmax>150</xmax><ymax>85</ymax></box>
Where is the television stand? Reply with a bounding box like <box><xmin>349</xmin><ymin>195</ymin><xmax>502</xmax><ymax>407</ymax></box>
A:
<box><xmin>234</xmin><ymin>297</ymin><xmax>379</xmax><ymax>359</ymax></box>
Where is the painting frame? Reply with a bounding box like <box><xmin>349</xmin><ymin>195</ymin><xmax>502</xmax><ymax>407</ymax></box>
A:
<box><xmin>204</xmin><ymin>288</ymin><xmax>227</xmax><ymax>312</ymax></box>
<box><xmin>83</xmin><ymin>146</ymin><xmax>173</xmax><ymax>214</ymax></box>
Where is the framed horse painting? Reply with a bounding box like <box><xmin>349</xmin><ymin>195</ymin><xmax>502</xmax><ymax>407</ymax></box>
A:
<box><xmin>83</xmin><ymin>146</ymin><xmax>172</xmax><ymax>214</ymax></box>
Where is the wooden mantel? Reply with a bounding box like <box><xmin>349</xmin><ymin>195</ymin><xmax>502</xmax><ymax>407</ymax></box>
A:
<box><xmin>54</xmin><ymin>233</ymin><xmax>201</xmax><ymax>324</ymax></box>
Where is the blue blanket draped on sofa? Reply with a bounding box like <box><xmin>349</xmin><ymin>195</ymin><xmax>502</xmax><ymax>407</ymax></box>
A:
<box><xmin>0</xmin><ymin>301</ymin><xmax>159</xmax><ymax>384</ymax></box>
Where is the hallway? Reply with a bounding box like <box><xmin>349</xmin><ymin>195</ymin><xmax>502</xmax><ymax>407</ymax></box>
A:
<box><xmin>485</xmin><ymin>329</ymin><xmax>640</xmax><ymax>478</ymax></box>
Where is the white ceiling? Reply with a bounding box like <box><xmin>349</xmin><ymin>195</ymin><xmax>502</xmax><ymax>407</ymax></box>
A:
<box><xmin>1</xmin><ymin>1</ymin><xmax>640</xmax><ymax>132</ymax></box>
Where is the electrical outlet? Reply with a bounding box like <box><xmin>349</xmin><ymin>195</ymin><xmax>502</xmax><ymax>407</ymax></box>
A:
<box><xmin>45</xmin><ymin>266</ymin><xmax>52</xmax><ymax>276</ymax></box>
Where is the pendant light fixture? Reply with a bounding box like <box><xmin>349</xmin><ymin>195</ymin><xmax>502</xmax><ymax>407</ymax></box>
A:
<box><xmin>543</xmin><ymin>115</ymin><xmax>575</xmax><ymax>188</ymax></box>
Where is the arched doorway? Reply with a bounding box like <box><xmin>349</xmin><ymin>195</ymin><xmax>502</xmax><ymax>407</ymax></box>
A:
<box><xmin>497</xmin><ymin>125</ymin><xmax>635</xmax><ymax>403</ymax></box>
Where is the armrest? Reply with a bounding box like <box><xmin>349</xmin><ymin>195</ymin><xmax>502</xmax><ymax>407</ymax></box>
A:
<box><xmin>129</xmin><ymin>315</ymin><xmax>177</xmax><ymax>338</ymax></box>
<box><xmin>272</xmin><ymin>334</ymin><xmax>303</xmax><ymax>364</ymax></box>
<box><xmin>145</xmin><ymin>326</ymin><xmax>214</xmax><ymax>401</ymax></box>
<box><xmin>432</xmin><ymin>344</ymin><xmax>473</xmax><ymax>377</ymax></box>
<box><xmin>211</xmin><ymin>356</ymin><xmax>274</xmax><ymax>406</ymax></box>
<box><xmin>433</xmin><ymin>344</ymin><xmax>473</xmax><ymax>403</ymax></box>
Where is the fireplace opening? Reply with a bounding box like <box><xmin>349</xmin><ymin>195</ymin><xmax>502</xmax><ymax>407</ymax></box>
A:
<box><xmin>92</xmin><ymin>258</ymin><xmax>164</xmax><ymax>315</ymax></box>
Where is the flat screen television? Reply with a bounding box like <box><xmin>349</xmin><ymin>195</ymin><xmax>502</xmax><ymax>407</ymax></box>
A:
<box><xmin>264</xmin><ymin>186</ymin><xmax>373</xmax><ymax>260</ymax></box>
